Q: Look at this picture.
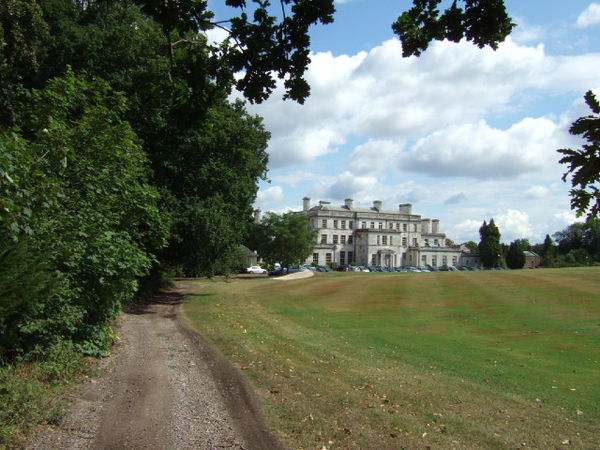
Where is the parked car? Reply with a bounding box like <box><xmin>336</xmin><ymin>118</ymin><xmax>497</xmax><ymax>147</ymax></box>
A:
<box><xmin>246</xmin><ymin>265</ymin><xmax>267</xmax><ymax>274</ymax></box>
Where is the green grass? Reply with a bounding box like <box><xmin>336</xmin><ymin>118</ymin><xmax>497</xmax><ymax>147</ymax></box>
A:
<box><xmin>0</xmin><ymin>344</ymin><xmax>90</xmax><ymax>448</ymax></box>
<box><xmin>183</xmin><ymin>268</ymin><xmax>600</xmax><ymax>449</ymax></box>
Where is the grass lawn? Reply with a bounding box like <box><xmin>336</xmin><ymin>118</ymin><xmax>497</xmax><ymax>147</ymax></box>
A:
<box><xmin>182</xmin><ymin>268</ymin><xmax>600</xmax><ymax>449</ymax></box>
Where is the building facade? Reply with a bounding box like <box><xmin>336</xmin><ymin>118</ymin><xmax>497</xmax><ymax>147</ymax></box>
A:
<box><xmin>299</xmin><ymin>197</ymin><xmax>474</xmax><ymax>268</ymax></box>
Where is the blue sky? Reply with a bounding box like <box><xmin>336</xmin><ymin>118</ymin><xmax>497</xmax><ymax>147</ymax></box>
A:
<box><xmin>210</xmin><ymin>1</ymin><xmax>600</xmax><ymax>244</ymax></box>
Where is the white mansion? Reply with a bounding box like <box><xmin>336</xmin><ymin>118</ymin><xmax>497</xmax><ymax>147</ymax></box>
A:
<box><xmin>299</xmin><ymin>197</ymin><xmax>478</xmax><ymax>268</ymax></box>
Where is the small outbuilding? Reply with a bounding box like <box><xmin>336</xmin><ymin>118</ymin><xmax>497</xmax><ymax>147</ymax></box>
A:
<box><xmin>523</xmin><ymin>251</ymin><xmax>541</xmax><ymax>269</ymax></box>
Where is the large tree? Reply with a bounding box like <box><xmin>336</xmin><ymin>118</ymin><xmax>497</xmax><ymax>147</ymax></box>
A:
<box><xmin>248</xmin><ymin>212</ymin><xmax>316</xmax><ymax>267</ymax></box>
<box><xmin>506</xmin><ymin>239</ymin><xmax>528</xmax><ymax>269</ymax></box>
<box><xmin>558</xmin><ymin>90</ymin><xmax>600</xmax><ymax>221</ymax></box>
<box><xmin>478</xmin><ymin>219</ymin><xmax>502</xmax><ymax>268</ymax></box>
<box><xmin>540</xmin><ymin>234</ymin><xmax>556</xmax><ymax>267</ymax></box>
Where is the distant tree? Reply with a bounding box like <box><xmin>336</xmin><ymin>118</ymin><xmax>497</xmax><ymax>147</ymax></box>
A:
<box><xmin>554</xmin><ymin>223</ymin><xmax>586</xmax><ymax>255</ymax></box>
<box><xmin>557</xmin><ymin>90</ymin><xmax>600</xmax><ymax>220</ymax></box>
<box><xmin>506</xmin><ymin>240</ymin><xmax>527</xmax><ymax>269</ymax></box>
<box><xmin>478</xmin><ymin>219</ymin><xmax>502</xmax><ymax>268</ymax></box>
<box><xmin>249</xmin><ymin>212</ymin><xmax>317</xmax><ymax>268</ymax></box>
<box><xmin>553</xmin><ymin>220</ymin><xmax>600</xmax><ymax>265</ymax></box>
<box><xmin>463</xmin><ymin>241</ymin><xmax>479</xmax><ymax>253</ymax></box>
<box><xmin>540</xmin><ymin>234</ymin><xmax>556</xmax><ymax>267</ymax></box>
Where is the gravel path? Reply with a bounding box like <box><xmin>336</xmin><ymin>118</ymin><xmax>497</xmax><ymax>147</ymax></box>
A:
<box><xmin>28</xmin><ymin>285</ymin><xmax>282</xmax><ymax>450</ymax></box>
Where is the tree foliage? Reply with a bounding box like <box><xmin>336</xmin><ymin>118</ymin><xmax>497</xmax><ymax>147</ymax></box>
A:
<box><xmin>540</xmin><ymin>234</ymin><xmax>556</xmax><ymax>267</ymax></box>
<box><xmin>0</xmin><ymin>0</ymin><xmax>516</xmax><ymax>360</ymax></box>
<box><xmin>127</xmin><ymin>0</ymin><xmax>513</xmax><ymax>103</ymax></box>
<box><xmin>558</xmin><ymin>90</ymin><xmax>600</xmax><ymax>220</ymax></box>
<box><xmin>0</xmin><ymin>70</ymin><xmax>167</xmax><ymax>358</ymax></box>
<box><xmin>247</xmin><ymin>212</ymin><xmax>316</xmax><ymax>267</ymax></box>
<box><xmin>392</xmin><ymin>0</ymin><xmax>514</xmax><ymax>57</ymax></box>
<box><xmin>478</xmin><ymin>219</ymin><xmax>502</xmax><ymax>268</ymax></box>
<box><xmin>506</xmin><ymin>239</ymin><xmax>527</xmax><ymax>269</ymax></box>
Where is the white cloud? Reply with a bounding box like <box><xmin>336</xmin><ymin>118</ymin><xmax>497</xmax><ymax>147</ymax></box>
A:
<box><xmin>553</xmin><ymin>211</ymin><xmax>579</xmax><ymax>226</ymax></box>
<box><xmin>321</xmin><ymin>172</ymin><xmax>379</xmax><ymax>199</ymax></box>
<box><xmin>348</xmin><ymin>139</ymin><xmax>405</xmax><ymax>175</ymax></box>
<box><xmin>455</xmin><ymin>219</ymin><xmax>483</xmax><ymax>242</ymax></box>
<box><xmin>576</xmin><ymin>3</ymin><xmax>600</xmax><ymax>28</ymax></box>
<box><xmin>256</xmin><ymin>185</ymin><xmax>284</xmax><ymax>207</ymax></box>
<box><xmin>248</xmin><ymin>37</ymin><xmax>600</xmax><ymax>170</ymax></box>
<box><xmin>494</xmin><ymin>210</ymin><xmax>534</xmax><ymax>242</ymax></box>
<box><xmin>398</xmin><ymin>117</ymin><xmax>566</xmax><ymax>180</ymax></box>
<box><xmin>510</xmin><ymin>20</ymin><xmax>545</xmax><ymax>44</ymax></box>
<box><xmin>524</xmin><ymin>185</ymin><xmax>550</xmax><ymax>199</ymax></box>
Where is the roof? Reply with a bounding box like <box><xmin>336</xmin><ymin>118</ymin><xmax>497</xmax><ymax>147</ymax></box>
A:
<box><xmin>523</xmin><ymin>251</ymin><xmax>539</xmax><ymax>257</ymax></box>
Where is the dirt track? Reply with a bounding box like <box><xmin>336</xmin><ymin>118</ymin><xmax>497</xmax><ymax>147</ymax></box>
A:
<box><xmin>29</xmin><ymin>284</ymin><xmax>282</xmax><ymax>450</ymax></box>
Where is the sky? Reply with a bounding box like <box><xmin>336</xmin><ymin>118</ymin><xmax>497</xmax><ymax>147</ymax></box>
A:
<box><xmin>210</xmin><ymin>1</ymin><xmax>600</xmax><ymax>244</ymax></box>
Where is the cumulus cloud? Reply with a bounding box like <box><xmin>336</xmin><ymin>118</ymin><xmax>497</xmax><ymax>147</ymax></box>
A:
<box><xmin>494</xmin><ymin>210</ymin><xmax>534</xmax><ymax>241</ymax></box>
<box><xmin>524</xmin><ymin>185</ymin><xmax>550</xmax><ymax>199</ymax></box>
<box><xmin>398</xmin><ymin>117</ymin><xmax>566</xmax><ymax>179</ymax></box>
<box><xmin>576</xmin><ymin>3</ymin><xmax>600</xmax><ymax>28</ymax></box>
<box><xmin>348</xmin><ymin>139</ymin><xmax>405</xmax><ymax>175</ymax></box>
<box><xmin>322</xmin><ymin>172</ymin><xmax>379</xmax><ymax>199</ymax></box>
<box><xmin>256</xmin><ymin>185</ymin><xmax>284</xmax><ymax>207</ymax></box>
<box><xmin>247</xmin><ymin>37</ymin><xmax>600</xmax><ymax>170</ymax></box>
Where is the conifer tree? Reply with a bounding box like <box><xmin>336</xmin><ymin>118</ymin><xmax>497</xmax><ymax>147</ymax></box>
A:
<box><xmin>478</xmin><ymin>219</ymin><xmax>502</xmax><ymax>268</ymax></box>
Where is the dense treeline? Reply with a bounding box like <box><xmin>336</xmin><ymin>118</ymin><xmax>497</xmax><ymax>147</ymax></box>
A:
<box><xmin>0</xmin><ymin>0</ymin><xmax>269</xmax><ymax>360</ymax></box>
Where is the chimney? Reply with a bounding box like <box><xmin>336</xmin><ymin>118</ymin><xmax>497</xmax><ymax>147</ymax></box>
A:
<box><xmin>422</xmin><ymin>219</ymin><xmax>431</xmax><ymax>233</ymax></box>
<box><xmin>344</xmin><ymin>198</ymin><xmax>353</xmax><ymax>209</ymax></box>
<box><xmin>432</xmin><ymin>219</ymin><xmax>440</xmax><ymax>233</ymax></box>
<box><xmin>399</xmin><ymin>203</ymin><xmax>412</xmax><ymax>215</ymax></box>
<box><xmin>303</xmin><ymin>197</ymin><xmax>311</xmax><ymax>211</ymax></box>
<box><xmin>373</xmin><ymin>200</ymin><xmax>382</xmax><ymax>211</ymax></box>
<box><xmin>254</xmin><ymin>208</ymin><xmax>262</xmax><ymax>223</ymax></box>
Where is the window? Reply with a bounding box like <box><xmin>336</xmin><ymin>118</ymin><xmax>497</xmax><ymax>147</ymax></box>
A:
<box><xmin>413</xmin><ymin>224</ymin><xmax>418</xmax><ymax>232</ymax></box>
<box><xmin>377</xmin><ymin>235</ymin><xmax>380</xmax><ymax>245</ymax></box>
<box><xmin>348</xmin><ymin>251</ymin><xmax>354</xmax><ymax>264</ymax></box>
<box><xmin>341</xmin><ymin>235</ymin><xmax>346</xmax><ymax>244</ymax></box>
<box><xmin>341</xmin><ymin>220</ymin><xmax>346</xmax><ymax>229</ymax></box>
<box><xmin>424</xmin><ymin>238</ymin><xmax>429</xmax><ymax>246</ymax></box>
<box><xmin>340</xmin><ymin>251</ymin><xmax>346</xmax><ymax>265</ymax></box>
<box><xmin>452</xmin><ymin>256</ymin><xmax>457</xmax><ymax>265</ymax></box>
<box><xmin>402</xmin><ymin>237</ymin><xmax>407</xmax><ymax>246</ymax></box>
<box><xmin>382</xmin><ymin>236</ymin><xmax>387</xmax><ymax>245</ymax></box>
<box><xmin>396</xmin><ymin>223</ymin><xmax>400</xmax><ymax>230</ymax></box>
<box><xmin>432</xmin><ymin>256</ymin><xmax>437</xmax><ymax>267</ymax></box>
<box><xmin>333</xmin><ymin>220</ymin><xmax>338</xmax><ymax>229</ymax></box>
<box><xmin>322</xmin><ymin>219</ymin><xmax>327</xmax><ymax>228</ymax></box>
<box><xmin>422</xmin><ymin>255</ymin><xmax>427</xmax><ymax>264</ymax></box>
<box><xmin>370</xmin><ymin>222</ymin><xmax>375</xmax><ymax>229</ymax></box>
<box><xmin>333</xmin><ymin>235</ymin><xmax>339</xmax><ymax>244</ymax></box>
<box><xmin>378</xmin><ymin>222</ymin><xmax>383</xmax><ymax>230</ymax></box>
<box><xmin>371</xmin><ymin>254</ymin><xmax>377</xmax><ymax>265</ymax></box>
<box><xmin>361</xmin><ymin>221</ymin><xmax>367</xmax><ymax>229</ymax></box>
<box><xmin>389</xmin><ymin>236</ymin><xmax>393</xmax><ymax>245</ymax></box>
<box><xmin>402</xmin><ymin>223</ymin><xmax>407</xmax><ymax>232</ymax></box>
<box><xmin>321</xmin><ymin>234</ymin><xmax>327</xmax><ymax>244</ymax></box>
<box><xmin>434</xmin><ymin>239</ymin><xmax>439</xmax><ymax>246</ymax></box>
<box><xmin>312</xmin><ymin>253</ymin><xmax>319</xmax><ymax>264</ymax></box>
<box><xmin>442</xmin><ymin>256</ymin><xmax>447</xmax><ymax>265</ymax></box>
<box><xmin>349</xmin><ymin>221</ymin><xmax>354</xmax><ymax>229</ymax></box>
<box><xmin>348</xmin><ymin>235</ymin><xmax>353</xmax><ymax>244</ymax></box>
<box><xmin>413</xmin><ymin>238</ymin><xmax>418</xmax><ymax>246</ymax></box>
<box><xmin>326</xmin><ymin>253</ymin><xmax>332</xmax><ymax>264</ymax></box>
